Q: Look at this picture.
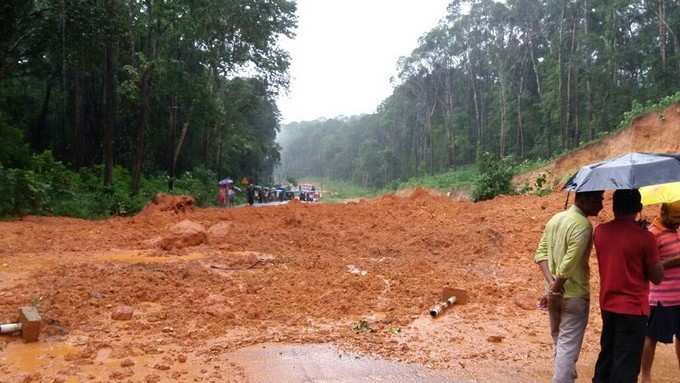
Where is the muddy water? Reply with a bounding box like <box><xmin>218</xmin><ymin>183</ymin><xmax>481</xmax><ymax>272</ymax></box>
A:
<box><xmin>226</xmin><ymin>343</ymin><xmax>462</xmax><ymax>383</ymax></box>
<box><xmin>2</xmin><ymin>342</ymin><xmax>76</xmax><ymax>373</ymax></box>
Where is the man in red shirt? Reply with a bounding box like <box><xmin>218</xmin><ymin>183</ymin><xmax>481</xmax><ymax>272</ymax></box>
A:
<box><xmin>592</xmin><ymin>189</ymin><xmax>664</xmax><ymax>383</ymax></box>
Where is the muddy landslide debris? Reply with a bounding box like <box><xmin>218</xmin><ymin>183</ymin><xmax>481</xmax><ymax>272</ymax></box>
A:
<box><xmin>159</xmin><ymin>219</ymin><xmax>207</xmax><ymax>250</ymax></box>
<box><xmin>111</xmin><ymin>305</ymin><xmax>134</xmax><ymax>321</ymax></box>
<box><xmin>3</xmin><ymin>189</ymin><xmax>658</xmax><ymax>382</ymax></box>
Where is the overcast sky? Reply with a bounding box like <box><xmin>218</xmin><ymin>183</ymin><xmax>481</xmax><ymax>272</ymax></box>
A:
<box><xmin>276</xmin><ymin>0</ymin><xmax>451</xmax><ymax>123</ymax></box>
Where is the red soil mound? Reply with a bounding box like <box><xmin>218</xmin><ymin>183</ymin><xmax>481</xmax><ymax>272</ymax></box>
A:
<box><xmin>137</xmin><ymin>193</ymin><xmax>195</xmax><ymax>217</ymax></box>
<box><xmin>515</xmin><ymin>102</ymin><xmax>680</xmax><ymax>190</ymax></box>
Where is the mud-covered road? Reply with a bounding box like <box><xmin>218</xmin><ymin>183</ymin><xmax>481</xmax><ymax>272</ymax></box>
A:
<box><xmin>0</xmin><ymin>191</ymin><xmax>677</xmax><ymax>382</ymax></box>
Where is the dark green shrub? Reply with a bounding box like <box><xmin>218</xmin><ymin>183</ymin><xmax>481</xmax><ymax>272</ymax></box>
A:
<box><xmin>472</xmin><ymin>152</ymin><xmax>514</xmax><ymax>201</ymax></box>
<box><xmin>0</xmin><ymin>117</ymin><xmax>31</xmax><ymax>168</ymax></box>
<box><xmin>0</xmin><ymin>166</ymin><xmax>50</xmax><ymax>215</ymax></box>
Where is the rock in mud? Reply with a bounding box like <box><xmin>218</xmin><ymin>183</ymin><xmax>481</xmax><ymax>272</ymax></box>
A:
<box><xmin>111</xmin><ymin>305</ymin><xmax>134</xmax><ymax>321</ymax></box>
<box><xmin>206</xmin><ymin>294</ymin><xmax>227</xmax><ymax>305</ymax></box>
<box><xmin>207</xmin><ymin>221</ymin><xmax>233</xmax><ymax>243</ymax></box>
<box><xmin>204</xmin><ymin>304</ymin><xmax>235</xmax><ymax>319</ymax></box>
<box><xmin>159</xmin><ymin>220</ymin><xmax>207</xmax><ymax>250</ymax></box>
<box><xmin>139</xmin><ymin>193</ymin><xmax>195</xmax><ymax>216</ymax></box>
<box><xmin>487</xmin><ymin>335</ymin><xmax>505</xmax><ymax>343</ymax></box>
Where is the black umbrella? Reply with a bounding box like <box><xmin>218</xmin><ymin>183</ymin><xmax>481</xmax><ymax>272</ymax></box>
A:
<box><xmin>565</xmin><ymin>152</ymin><xmax>680</xmax><ymax>192</ymax></box>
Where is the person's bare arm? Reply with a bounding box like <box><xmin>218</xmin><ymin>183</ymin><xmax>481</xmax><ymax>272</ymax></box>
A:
<box><xmin>647</xmin><ymin>262</ymin><xmax>664</xmax><ymax>285</ymax></box>
<box><xmin>645</xmin><ymin>235</ymin><xmax>664</xmax><ymax>285</ymax></box>
<box><xmin>661</xmin><ymin>255</ymin><xmax>680</xmax><ymax>270</ymax></box>
<box><xmin>538</xmin><ymin>260</ymin><xmax>555</xmax><ymax>285</ymax></box>
<box><xmin>550</xmin><ymin>277</ymin><xmax>566</xmax><ymax>294</ymax></box>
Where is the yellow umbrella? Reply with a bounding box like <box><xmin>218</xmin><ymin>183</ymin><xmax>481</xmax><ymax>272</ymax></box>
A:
<box><xmin>640</xmin><ymin>182</ymin><xmax>680</xmax><ymax>206</ymax></box>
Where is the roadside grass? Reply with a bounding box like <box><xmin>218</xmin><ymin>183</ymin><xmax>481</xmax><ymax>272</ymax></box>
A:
<box><xmin>389</xmin><ymin>165</ymin><xmax>478</xmax><ymax>192</ymax></box>
<box><xmin>305</xmin><ymin>159</ymin><xmax>552</xmax><ymax>203</ymax></box>
<box><xmin>298</xmin><ymin>178</ymin><xmax>379</xmax><ymax>202</ymax></box>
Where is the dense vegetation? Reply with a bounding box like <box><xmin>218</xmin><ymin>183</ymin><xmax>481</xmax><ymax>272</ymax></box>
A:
<box><xmin>278</xmin><ymin>0</ymin><xmax>680</xmax><ymax>189</ymax></box>
<box><xmin>0</xmin><ymin>0</ymin><xmax>296</xmax><ymax>216</ymax></box>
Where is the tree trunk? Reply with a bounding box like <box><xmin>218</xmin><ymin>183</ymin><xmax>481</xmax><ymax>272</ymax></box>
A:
<box><xmin>584</xmin><ymin>0</ymin><xmax>594</xmax><ymax>141</ymax></box>
<box><xmin>168</xmin><ymin>96</ymin><xmax>177</xmax><ymax>190</ymax></box>
<box><xmin>33</xmin><ymin>80</ymin><xmax>52</xmax><ymax>152</ymax></box>
<box><xmin>499</xmin><ymin>75</ymin><xmax>507</xmax><ymax>157</ymax></box>
<box><xmin>103</xmin><ymin>0</ymin><xmax>115</xmax><ymax>187</ymax></box>
<box><xmin>655</xmin><ymin>3</ymin><xmax>680</xmax><ymax>81</ymax></box>
<box><xmin>445</xmin><ymin>69</ymin><xmax>456</xmax><ymax>167</ymax></box>
<box><xmin>558</xmin><ymin>0</ymin><xmax>567</xmax><ymax>149</ymax></box>
<box><xmin>132</xmin><ymin>0</ymin><xmax>156</xmax><ymax>194</ymax></box>
<box><xmin>131</xmin><ymin>68</ymin><xmax>151</xmax><ymax>194</ymax></box>
<box><xmin>172</xmin><ymin>104</ymin><xmax>194</xmax><ymax>187</ymax></box>
<box><xmin>565</xmin><ymin>16</ymin><xmax>576</xmax><ymax>148</ymax></box>
<box><xmin>516</xmin><ymin>72</ymin><xmax>525</xmax><ymax>159</ymax></box>
<box><xmin>466</xmin><ymin>52</ymin><xmax>482</xmax><ymax>158</ymax></box>
<box><xmin>426</xmin><ymin>93</ymin><xmax>436</xmax><ymax>174</ymax></box>
<box><xmin>658</xmin><ymin>0</ymin><xmax>667</xmax><ymax>68</ymax></box>
<box><xmin>73</xmin><ymin>72</ymin><xmax>83</xmax><ymax>166</ymax></box>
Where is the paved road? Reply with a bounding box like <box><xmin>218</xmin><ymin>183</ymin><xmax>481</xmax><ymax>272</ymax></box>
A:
<box><xmin>227</xmin><ymin>344</ymin><xmax>463</xmax><ymax>383</ymax></box>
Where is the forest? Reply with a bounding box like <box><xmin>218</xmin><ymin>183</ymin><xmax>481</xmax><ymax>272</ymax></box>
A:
<box><xmin>0</xmin><ymin>0</ymin><xmax>296</xmax><ymax>215</ymax></box>
<box><xmin>278</xmin><ymin>0</ymin><xmax>680</xmax><ymax>188</ymax></box>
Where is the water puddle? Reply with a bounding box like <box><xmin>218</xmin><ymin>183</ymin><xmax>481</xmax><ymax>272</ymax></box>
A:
<box><xmin>1</xmin><ymin>341</ymin><xmax>76</xmax><ymax>373</ymax></box>
<box><xmin>227</xmin><ymin>343</ymin><xmax>462</xmax><ymax>382</ymax></box>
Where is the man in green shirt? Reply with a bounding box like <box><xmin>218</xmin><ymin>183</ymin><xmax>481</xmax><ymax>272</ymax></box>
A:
<box><xmin>534</xmin><ymin>191</ymin><xmax>604</xmax><ymax>383</ymax></box>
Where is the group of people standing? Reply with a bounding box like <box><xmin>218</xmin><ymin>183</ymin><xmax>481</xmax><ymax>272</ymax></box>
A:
<box><xmin>535</xmin><ymin>190</ymin><xmax>680</xmax><ymax>383</ymax></box>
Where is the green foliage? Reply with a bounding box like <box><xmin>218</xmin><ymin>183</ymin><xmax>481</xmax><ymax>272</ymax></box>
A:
<box><xmin>394</xmin><ymin>166</ymin><xmax>478</xmax><ymax>191</ymax></box>
<box><xmin>0</xmin><ymin>166</ymin><xmax>49</xmax><ymax>215</ymax></box>
<box><xmin>285</xmin><ymin>176</ymin><xmax>297</xmax><ymax>186</ymax></box>
<box><xmin>0</xmin><ymin>151</ymin><xmax>223</xmax><ymax>218</ymax></box>
<box><xmin>1</xmin><ymin>0</ymin><xmax>296</xmax><ymax>204</ymax></box>
<box><xmin>617</xmin><ymin>91</ymin><xmax>680</xmax><ymax>131</ymax></box>
<box><xmin>172</xmin><ymin>166</ymin><xmax>217</xmax><ymax>207</ymax></box>
<box><xmin>518</xmin><ymin>172</ymin><xmax>552</xmax><ymax>197</ymax></box>
<box><xmin>0</xmin><ymin>116</ymin><xmax>31</xmax><ymax>168</ymax></box>
<box><xmin>278</xmin><ymin>1</ymin><xmax>680</xmax><ymax>189</ymax></box>
<box><xmin>472</xmin><ymin>153</ymin><xmax>514</xmax><ymax>202</ymax></box>
<box><xmin>300</xmin><ymin>178</ymin><xmax>377</xmax><ymax>203</ymax></box>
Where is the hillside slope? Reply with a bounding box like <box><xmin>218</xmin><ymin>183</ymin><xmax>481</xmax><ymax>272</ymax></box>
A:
<box><xmin>516</xmin><ymin>102</ymin><xmax>680</xmax><ymax>189</ymax></box>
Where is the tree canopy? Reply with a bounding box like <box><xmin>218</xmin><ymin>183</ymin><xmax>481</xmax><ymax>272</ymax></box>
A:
<box><xmin>278</xmin><ymin>0</ymin><xmax>680</xmax><ymax>188</ymax></box>
<box><xmin>1</xmin><ymin>0</ymin><xmax>297</xmax><ymax>193</ymax></box>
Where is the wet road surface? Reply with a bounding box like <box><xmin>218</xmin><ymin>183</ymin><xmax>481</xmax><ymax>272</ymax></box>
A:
<box><xmin>227</xmin><ymin>343</ymin><xmax>463</xmax><ymax>383</ymax></box>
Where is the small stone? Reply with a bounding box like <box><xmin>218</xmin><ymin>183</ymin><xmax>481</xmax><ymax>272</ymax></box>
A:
<box><xmin>205</xmin><ymin>294</ymin><xmax>226</xmax><ymax>305</ymax></box>
<box><xmin>178</xmin><ymin>354</ymin><xmax>187</xmax><ymax>363</ymax></box>
<box><xmin>111</xmin><ymin>306</ymin><xmax>134</xmax><ymax>321</ymax></box>
<box><xmin>120</xmin><ymin>359</ymin><xmax>135</xmax><ymax>367</ymax></box>
<box><xmin>144</xmin><ymin>375</ymin><xmax>161</xmax><ymax>383</ymax></box>
<box><xmin>154</xmin><ymin>364</ymin><xmax>170</xmax><ymax>371</ymax></box>
<box><xmin>487</xmin><ymin>335</ymin><xmax>504</xmax><ymax>343</ymax></box>
<box><xmin>162</xmin><ymin>327</ymin><xmax>174</xmax><ymax>333</ymax></box>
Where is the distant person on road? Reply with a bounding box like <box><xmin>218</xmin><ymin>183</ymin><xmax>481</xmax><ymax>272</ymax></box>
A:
<box><xmin>217</xmin><ymin>185</ymin><xmax>226</xmax><ymax>207</ymax></box>
<box><xmin>592</xmin><ymin>189</ymin><xmax>664</xmax><ymax>383</ymax></box>
<box><xmin>534</xmin><ymin>191</ymin><xmax>604</xmax><ymax>383</ymax></box>
<box><xmin>640</xmin><ymin>201</ymin><xmax>680</xmax><ymax>383</ymax></box>
<box><xmin>247</xmin><ymin>184</ymin><xmax>255</xmax><ymax>205</ymax></box>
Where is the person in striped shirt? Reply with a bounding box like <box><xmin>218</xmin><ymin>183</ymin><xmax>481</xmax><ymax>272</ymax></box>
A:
<box><xmin>640</xmin><ymin>201</ymin><xmax>680</xmax><ymax>383</ymax></box>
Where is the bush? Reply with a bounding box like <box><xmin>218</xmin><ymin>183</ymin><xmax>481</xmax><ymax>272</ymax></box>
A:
<box><xmin>0</xmin><ymin>149</ymin><xmax>227</xmax><ymax>218</ymax></box>
<box><xmin>0</xmin><ymin>166</ymin><xmax>50</xmax><ymax>215</ymax></box>
<box><xmin>472</xmin><ymin>152</ymin><xmax>514</xmax><ymax>201</ymax></box>
<box><xmin>0</xmin><ymin>116</ymin><xmax>31</xmax><ymax>168</ymax></box>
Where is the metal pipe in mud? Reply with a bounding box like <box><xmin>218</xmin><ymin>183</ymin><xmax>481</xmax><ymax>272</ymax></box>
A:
<box><xmin>0</xmin><ymin>323</ymin><xmax>22</xmax><ymax>333</ymax></box>
<box><xmin>429</xmin><ymin>296</ymin><xmax>456</xmax><ymax>317</ymax></box>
